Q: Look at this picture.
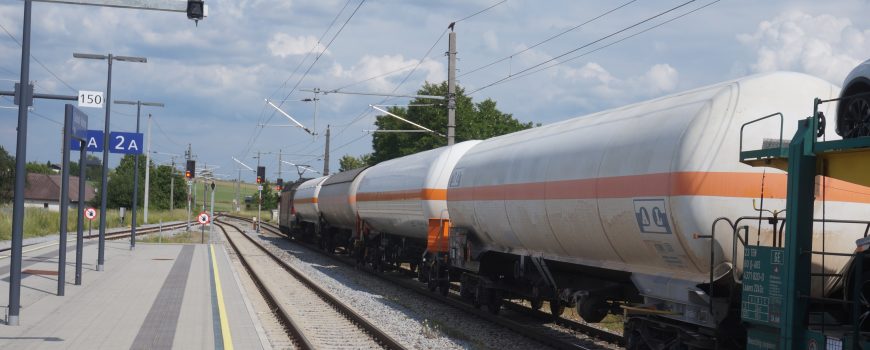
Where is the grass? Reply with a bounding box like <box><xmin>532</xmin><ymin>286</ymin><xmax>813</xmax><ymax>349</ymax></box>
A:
<box><xmin>190</xmin><ymin>179</ymin><xmax>259</xmax><ymax>212</ymax></box>
<box><xmin>0</xmin><ymin>205</ymin><xmax>189</xmax><ymax>241</ymax></box>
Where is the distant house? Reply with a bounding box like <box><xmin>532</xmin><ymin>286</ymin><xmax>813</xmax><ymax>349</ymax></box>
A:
<box><xmin>22</xmin><ymin>173</ymin><xmax>95</xmax><ymax>211</ymax></box>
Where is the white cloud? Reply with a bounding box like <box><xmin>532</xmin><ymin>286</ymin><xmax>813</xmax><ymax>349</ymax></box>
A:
<box><xmin>564</xmin><ymin>62</ymin><xmax>678</xmax><ymax>97</ymax></box>
<box><xmin>330</xmin><ymin>54</ymin><xmax>445</xmax><ymax>92</ymax></box>
<box><xmin>482</xmin><ymin>30</ymin><xmax>499</xmax><ymax>51</ymax></box>
<box><xmin>268</xmin><ymin>34</ymin><xmax>328</xmax><ymax>58</ymax></box>
<box><xmin>737</xmin><ymin>11</ymin><xmax>870</xmax><ymax>85</ymax></box>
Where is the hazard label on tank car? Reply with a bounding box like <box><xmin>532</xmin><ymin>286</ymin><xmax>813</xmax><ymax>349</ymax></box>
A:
<box><xmin>633</xmin><ymin>198</ymin><xmax>672</xmax><ymax>234</ymax></box>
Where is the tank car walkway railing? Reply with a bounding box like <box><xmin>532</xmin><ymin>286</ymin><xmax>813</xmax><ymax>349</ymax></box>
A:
<box><xmin>739</xmin><ymin>112</ymin><xmax>789</xmax><ymax>169</ymax></box>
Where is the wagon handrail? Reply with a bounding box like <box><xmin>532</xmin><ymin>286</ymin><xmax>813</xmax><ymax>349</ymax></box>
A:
<box><xmin>739</xmin><ymin>112</ymin><xmax>784</xmax><ymax>156</ymax></box>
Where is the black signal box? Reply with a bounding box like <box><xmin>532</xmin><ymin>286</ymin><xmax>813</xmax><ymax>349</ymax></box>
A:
<box><xmin>185</xmin><ymin>160</ymin><xmax>196</xmax><ymax>179</ymax></box>
<box><xmin>256</xmin><ymin>166</ymin><xmax>265</xmax><ymax>184</ymax></box>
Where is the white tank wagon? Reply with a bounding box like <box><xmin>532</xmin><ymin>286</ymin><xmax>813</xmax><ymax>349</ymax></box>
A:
<box><xmin>316</xmin><ymin>167</ymin><xmax>370</xmax><ymax>252</ymax></box>
<box><xmin>445</xmin><ymin>72</ymin><xmax>870</xmax><ymax>346</ymax></box>
<box><xmin>293</xmin><ymin>176</ymin><xmax>328</xmax><ymax>224</ymax></box>
<box><xmin>355</xmin><ymin>141</ymin><xmax>480</xmax><ymax>274</ymax></box>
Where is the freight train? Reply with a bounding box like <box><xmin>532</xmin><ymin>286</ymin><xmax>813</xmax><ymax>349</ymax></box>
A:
<box><xmin>278</xmin><ymin>64</ymin><xmax>870</xmax><ymax>348</ymax></box>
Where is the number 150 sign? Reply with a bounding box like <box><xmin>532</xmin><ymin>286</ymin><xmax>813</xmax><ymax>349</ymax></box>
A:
<box><xmin>78</xmin><ymin>90</ymin><xmax>104</xmax><ymax>108</ymax></box>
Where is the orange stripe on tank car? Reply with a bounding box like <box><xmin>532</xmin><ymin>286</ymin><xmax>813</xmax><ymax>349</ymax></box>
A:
<box><xmin>446</xmin><ymin>171</ymin><xmax>870</xmax><ymax>203</ymax></box>
<box><xmin>294</xmin><ymin>197</ymin><xmax>318</xmax><ymax>204</ymax></box>
<box><xmin>356</xmin><ymin>188</ymin><xmax>448</xmax><ymax>202</ymax></box>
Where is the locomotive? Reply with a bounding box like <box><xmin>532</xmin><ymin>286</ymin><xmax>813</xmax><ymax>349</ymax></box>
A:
<box><xmin>279</xmin><ymin>65</ymin><xmax>870</xmax><ymax>348</ymax></box>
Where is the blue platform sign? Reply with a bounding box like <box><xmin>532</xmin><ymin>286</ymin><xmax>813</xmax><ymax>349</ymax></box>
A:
<box><xmin>108</xmin><ymin>131</ymin><xmax>143</xmax><ymax>155</ymax></box>
<box><xmin>69</xmin><ymin>106</ymin><xmax>88</xmax><ymax>141</ymax></box>
<box><xmin>71</xmin><ymin>130</ymin><xmax>104</xmax><ymax>152</ymax></box>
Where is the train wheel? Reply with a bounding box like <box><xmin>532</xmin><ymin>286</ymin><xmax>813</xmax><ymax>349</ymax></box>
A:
<box><xmin>550</xmin><ymin>299</ymin><xmax>565</xmax><ymax>318</ymax></box>
<box><xmin>624</xmin><ymin>320</ymin><xmax>651</xmax><ymax>350</ymax></box>
<box><xmin>579</xmin><ymin>296</ymin><xmax>609</xmax><ymax>323</ymax></box>
<box><xmin>427</xmin><ymin>264</ymin><xmax>438</xmax><ymax>291</ymax></box>
<box><xmin>486</xmin><ymin>289</ymin><xmax>502</xmax><ymax>315</ymax></box>
<box><xmin>460</xmin><ymin>282</ymin><xmax>473</xmax><ymax>301</ymax></box>
<box><xmin>473</xmin><ymin>285</ymin><xmax>484</xmax><ymax>308</ymax></box>
<box><xmin>530</xmin><ymin>298</ymin><xmax>543</xmax><ymax>311</ymax></box>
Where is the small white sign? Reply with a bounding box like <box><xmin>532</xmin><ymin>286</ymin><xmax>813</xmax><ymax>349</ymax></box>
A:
<box><xmin>197</xmin><ymin>211</ymin><xmax>210</xmax><ymax>224</ymax></box>
<box><xmin>84</xmin><ymin>207</ymin><xmax>97</xmax><ymax>221</ymax></box>
<box><xmin>78</xmin><ymin>90</ymin><xmax>104</xmax><ymax>108</ymax></box>
<box><xmin>257</xmin><ymin>185</ymin><xmax>263</xmax><ymax>191</ymax></box>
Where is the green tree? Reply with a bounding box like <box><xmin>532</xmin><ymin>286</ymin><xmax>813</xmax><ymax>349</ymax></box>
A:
<box><xmin>249</xmin><ymin>181</ymin><xmax>279</xmax><ymax>211</ymax></box>
<box><xmin>99</xmin><ymin>155</ymin><xmax>186</xmax><ymax>209</ymax></box>
<box><xmin>338</xmin><ymin>154</ymin><xmax>372</xmax><ymax>172</ymax></box>
<box><xmin>25</xmin><ymin>161</ymin><xmax>53</xmax><ymax>174</ymax></box>
<box><xmin>0</xmin><ymin>146</ymin><xmax>14</xmax><ymax>203</ymax></box>
<box><xmin>370</xmin><ymin>81</ymin><xmax>532</xmax><ymax>164</ymax></box>
<box><xmin>69</xmin><ymin>155</ymin><xmax>102</xmax><ymax>184</ymax></box>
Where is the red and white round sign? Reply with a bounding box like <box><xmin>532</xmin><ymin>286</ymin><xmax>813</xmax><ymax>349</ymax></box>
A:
<box><xmin>197</xmin><ymin>211</ymin><xmax>210</xmax><ymax>224</ymax></box>
<box><xmin>84</xmin><ymin>207</ymin><xmax>97</xmax><ymax>221</ymax></box>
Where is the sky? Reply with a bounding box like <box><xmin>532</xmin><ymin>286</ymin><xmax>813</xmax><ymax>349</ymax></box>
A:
<box><xmin>1</xmin><ymin>0</ymin><xmax>869</xmax><ymax>184</ymax></box>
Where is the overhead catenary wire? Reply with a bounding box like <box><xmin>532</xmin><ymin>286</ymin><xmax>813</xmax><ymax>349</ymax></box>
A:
<box><xmin>0</xmin><ymin>21</ymin><xmax>77</xmax><ymax>93</ymax></box>
<box><xmin>239</xmin><ymin>0</ymin><xmax>355</xmax><ymax>158</ymax></box>
<box><xmin>282</xmin><ymin>0</ymin><xmax>508</xmax><ymax>166</ymax></box>
<box><xmin>460</xmin><ymin>0</ymin><xmax>637</xmax><ymax>78</ymax></box>
<box><xmin>152</xmin><ymin>116</ymin><xmax>185</xmax><ymax>148</ymax></box>
<box><xmin>242</xmin><ymin>0</ymin><xmax>366</xmax><ymax>159</ymax></box>
<box><xmin>472</xmin><ymin>0</ymin><xmax>722</xmax><ymax>93</ymax></box>
<box><xmin>468</xmin><ymin>0</ymin><xmax>698</xmax><ymax>95</ymax></box>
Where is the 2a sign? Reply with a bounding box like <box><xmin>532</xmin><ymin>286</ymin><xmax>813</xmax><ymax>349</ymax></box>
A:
<box><xmin>78</xmin><ymin>90</ymin><xmax>104</xmax><ymax>109</ymax></box>
<box><xmin>109</xmin><ymin>132</ymin><xmax>143</xmax><ymax>155</ymax></box>
<box><xmin>70</xmin><ymin>130</ymin><xmax>143</xmax><ymax>154</ymax></box>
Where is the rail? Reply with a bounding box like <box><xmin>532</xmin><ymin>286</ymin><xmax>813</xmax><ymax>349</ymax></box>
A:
<box><xmin>0</xmin><ymin>220</ymin><xmax>194</xmax><ymax>254</ymax></box>
<box><xmin>215</xmin><ymin>218</ymin><xmax>407</xmax><ymax>350</ymax></box>
<box><xmin>223</xmin><ymin>214</ymin><xmax>624</xmax><ymax>349</ymax></box>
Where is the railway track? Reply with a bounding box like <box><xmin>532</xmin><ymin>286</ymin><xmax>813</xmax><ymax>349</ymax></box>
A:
<box><xmin>224</xmin><ymin>214</ymin><xmax>623</xmax><ymax>350</ymax></box>
<box><xmin>0</xmin><ymin>220</ymin><xmax>194</xmax><ymax>254</ymax></box>
<box><xmin>213</xmin><ymin>218</ymin><xmax>407</xmax><ymax>350</ymax></box>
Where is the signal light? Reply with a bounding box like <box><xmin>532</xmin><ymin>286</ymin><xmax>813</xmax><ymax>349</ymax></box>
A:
<box><xmin>256</xmin><ymin>166</ymin><xmax>265</xmax><ymax>184</ymax></box>
<box><xmin>187</xmin><ymin>0</ymin><xmax>205</xmax><ymax>22</ymax></box>
<box><xmin>185</xmin><ymin>160</ymin><xmax>196</xmax><ymax>179</ymax></box>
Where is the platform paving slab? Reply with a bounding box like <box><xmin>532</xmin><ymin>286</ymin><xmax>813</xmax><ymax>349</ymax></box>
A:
<box><xmin>0</xmin><ymin>240</ymin><xmax>264</xmax><ymax>350</ymax></box>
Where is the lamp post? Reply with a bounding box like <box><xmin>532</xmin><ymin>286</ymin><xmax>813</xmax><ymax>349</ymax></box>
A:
<box><xmin>114</xmin><ymin>100</ymin><xmax>163</xmax><ymax>250</ymax></box>
<box><xmin>74</xmin><ymin>52</ymin><xmax>146</xmax><ymax>270</ymax></box>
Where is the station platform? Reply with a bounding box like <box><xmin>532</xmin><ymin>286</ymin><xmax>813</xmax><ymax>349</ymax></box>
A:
<box><xmin>0</xmin><ymin>238</ymin><xmax>267</xmax><ymax>349</ymax></box>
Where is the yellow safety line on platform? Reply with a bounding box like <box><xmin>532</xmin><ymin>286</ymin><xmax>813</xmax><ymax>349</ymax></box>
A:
<box><xmin>210</xmin><ymin>244</ymin><xmax>235</xmax><ymax>350</ymax></box>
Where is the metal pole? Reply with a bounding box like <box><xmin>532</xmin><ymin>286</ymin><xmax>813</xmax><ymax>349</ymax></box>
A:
<box><xmin>97</xmin><ymin>54</ymin><xmax>113</xmax><ymax>272</ymax></box>
<box><xmin>57</xmin><ymin>106</ymin><xmax>73</xmax><ymax>296</ymax></box>
<box><xmin>236</xmin><ymin>169</ymin><xmax>240</xmax><ymax>212</ymax></box>
<box><xmin>130</xmin><ymin>101</ymin><xmax>141</xmax><ymax>250</ymax></box>
<box><xmin>201</xmin><ymin>180</ymin><xmax>205</xmax><ymax>243</ymax></box>
<box><xmin>324</xmin><ymin>125</ymin><xmax>330</xmax><ymax>175</ymax></box>
<box><xmin>143</xmin><ymin>113</ymin><xmax>152</xmax><ymax>223</ymax></box>
<box><xmin>447</xmin><ymin>30</ymin><xmax>457</xmax><ymax>146</ymax></box>
<box><xmin>278</xmin><ymin>149</ymin><xmax>282</xmax><ymax>180</ymax></box>
<box><xmin>186</xmin><ymin>180</ymin><xmax>191</xmax><ymax>231</ymax></box>
<box><xmin>209</xmin><ymin>182</ymin><xmax>215</xmax><ymax>242</ymax></box>
<box><xmin>75</xmin><ymin>140</ymin><xmax>86</xmax><ymax>285</ymax></box>
<box><xmin>256</xmin><ymin>151</ymin><xmax>261</xmax><ymax>233</ymax></box>
<box><xmin>8</xmin><ymin>0</ymin><xmax>33</xmax><ymax>326</ymax></box>
<box><xmin>313</xmin><ymin>91</ymin><xmax>319</xmax><ymax>141</ymax></box>
<box><xmin>169</xmin><ymin>158</ymin><xmax>175</xmax><ymax>211</ymax></box>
